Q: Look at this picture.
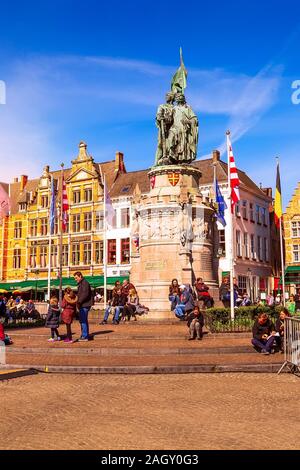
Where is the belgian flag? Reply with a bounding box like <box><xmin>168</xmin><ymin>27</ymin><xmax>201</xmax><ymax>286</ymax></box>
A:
<box><xmin>274</xmin><ymin>161</ymin><xmax>282</xmax><ymax>228</ymax></box>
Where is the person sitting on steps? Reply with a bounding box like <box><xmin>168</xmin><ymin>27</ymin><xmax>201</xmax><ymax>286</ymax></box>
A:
<box><xmin>186</xmin><ymin>305</ymin><xmax>204</xmax><ymax>340</ymax></box>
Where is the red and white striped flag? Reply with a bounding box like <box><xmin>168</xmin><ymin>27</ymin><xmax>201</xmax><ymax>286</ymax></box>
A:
<box><xmin>62</xmin><ymin>177</ymin><xmax>69</xmax><ymax>232</ymax></box>
<box><xmin>227</xmin><ymin>133</ymin><xmax>240</xmax><ymax>213</ymax></box>
<box><xmin>0</xmin><ymin>184</ymin><xmax>10</xmax><ymax>222</ymax></box>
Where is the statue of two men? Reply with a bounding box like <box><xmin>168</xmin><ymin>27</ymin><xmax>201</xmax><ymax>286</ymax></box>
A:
<box><xmin>154</xmin><ymin>92</ymin><xmax>198</xmax><ymax>166</ymax></box>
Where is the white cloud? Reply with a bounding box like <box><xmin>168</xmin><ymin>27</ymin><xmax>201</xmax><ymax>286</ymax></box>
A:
<box><xmin>0</xmin><ymin>54</ymin><xmax>283</xmax><ymax>182</ymax></box>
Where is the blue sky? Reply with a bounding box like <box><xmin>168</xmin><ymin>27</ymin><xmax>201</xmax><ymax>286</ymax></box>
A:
<box><xmin>0</xmin><ymin>0</ymin><xmax>299</xmax><ymax>208</ymax></box>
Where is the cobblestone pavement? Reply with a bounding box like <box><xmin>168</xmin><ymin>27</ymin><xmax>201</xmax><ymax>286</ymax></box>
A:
<box><xmin>0</xmin><ymin>373</ymin><xmax>299</xmax><ymax>450</ymax></box>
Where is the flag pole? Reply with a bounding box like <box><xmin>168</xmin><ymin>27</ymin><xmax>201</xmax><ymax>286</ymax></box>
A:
<box><xmin>47</xmin><ymin>175</ymin><xmax>53</xmax><ymax>302</ymax></box>
<box><xmin>276</xmin><ymin>157</ymin><xmax>286</xmax><ymax>306</ymax></box>
<box><xmin>59</xmin><ymin>163</ymin><xmax>64</xmax><ymax>308</ymax></box>
<box><xmin>103</xmin><ymin>175</ymin><xmax>107</xmax><ymax>311</ymax></box>
<box><xmin>226</xmin><ymin>130</ymin><xmax>235</xmax><ymax>321</ymax></box>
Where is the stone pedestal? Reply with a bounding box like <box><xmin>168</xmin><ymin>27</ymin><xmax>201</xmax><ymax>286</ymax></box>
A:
<box><xmin>130</xmin><ymin>165</ymin><xmax>219</xmax><ymax>318</ymax></box>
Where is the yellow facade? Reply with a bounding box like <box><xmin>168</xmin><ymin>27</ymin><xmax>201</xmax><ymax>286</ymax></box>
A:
<box><xmin>283</xmin><ymin>182</ymin><xmax>300</xmax><ymax>291</ymax></box>
<box><xmin>0</xmin><ymin>142</ymin><xmax>121</xmax><ymax>285</ymax></box>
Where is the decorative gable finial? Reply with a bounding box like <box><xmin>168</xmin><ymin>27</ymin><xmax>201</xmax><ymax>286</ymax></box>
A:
<box><xmin>77</xmin><ymin>141</ymin><xmax>92</xmax><ymax>161</ymax></box>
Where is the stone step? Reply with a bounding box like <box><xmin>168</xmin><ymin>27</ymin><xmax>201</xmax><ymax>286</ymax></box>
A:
<box><xmin>0</xmin><ymin>363</ymin><xmax>283</xmax><ymax>375</ymax></box>
<box><xmin>8</xmin><ymin>345</ymin><xmax>257</xmax><ymax>356</ymax></box>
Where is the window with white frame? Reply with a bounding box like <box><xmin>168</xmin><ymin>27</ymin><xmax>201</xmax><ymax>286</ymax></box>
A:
<box><xmin>95</xmin><ymin>211</ymin><xmax>104</xmax><ymax>231</ymax></box>
<box><xmin>95</xmin><ymin>241</ymin><xmax>103</xmax><ymax>264</ymax></box>
<box><xmin>256</xmin><ymin>205</ymin><xmax>261</xmax><ymax>224</ymax></box>
<box><xmin>249</xmin><ymin>203</ymin><xmax>254</xmax><ymax>222</ymax></box>
<box><xmin>41</xmin><ymin>195</ymin><xmax>49</xmax><ymax>208</ymax></box>
<box><xmin>236</xmin><ymin>230</ymin><xmax>242</xmax><ymax>257</ymax></box>
<box><xmin>262</xmin><ymin>207</ymin><xmax>267</xmax><ymax>226</ymax></box>
<box><xmin>51</xmin><ymin>245</ymin><xmax>58</xmax><ymax>267</ymax></box>
<box><xmin>263</xmin><ymin>237</ymin><xmax>269</xmax><ymax>262</ymax></box>
<box><xmin>13</xmin><ymin>249</ymin><xmax>21</xmax><ymax>269</ymax></box>
<box><xmin>257</xmin><ymin>236</ymin><xmax>262</xmax><ymax>261</ymax></box>
<box><xmin>72</xmin><ymin>243</ymin><xmax>80</xmax><ymax>265</ymax></box>
<box><xmin>238</xmin><ymin>276</ymin><xmax>247</xmax><ymax>293</ymax></box>
<box><xmin>40</xmin><ymin>246</ymin><xmax>47</xmax><ymax>268</ymax></box>
<box><xmin>84</xmin><ymin>212</ymin><xmax>92</xmax><ymax>231</ymax></box>
<box><xmin>72</xmin><ymin>214</ymin><xmax>80</xmax><ymax>232</ymax></box>
<box><xmin>291</xmin><ymin>221</ymin><xmax>300</xmax><ymax>238</ymax></box>
<box><xmin>29</xmin><ymin>246</ymin><xmax>37</xmax><ymax>268</ymax></box>
<box><xmin>218</xmin><ymin>230</ymin><xmax>226</xmax><ymax>256</ymax></box>
<box><xmin>235</xmin><ymin>201</ymin><xmax>241</xmax><ymax>217</ymax></box>
<box><xmin>244</xmin><ymin>233</ymin><xmax>249</xmax><ymax>258</ymax></box>
<box><xmin>242</xmin><ymin>200</ymin><xmax>247</xmax><ymax>219</ymax></box>
<box><xmin>83</xmin><ymin>242</ymin><xmax>92</xmax><ymax>265</ymax></box>
<box><xmin>19</xmin><ymin>202</ymin><xmax>27</xmax><ymax>212</ymax></box>
<box><xmin>30</xmin><ymin>220</ymin><xmax>38</xmax><ymax>237</ymax></box>
<box><xmin>62</xmin><ymin>245</ymin><xmax>69</xmax><ymax>266</ymax></box>
<box><xmin>40</xmin><ymin>218</ymin><xmax>48</xmax><ymax>236</ymax></box>
<box><xmin>73</xmin><ymin>190</ymin><xmax>81</xmax><ymax>204</ymax></box>
<box><xmin>84</xmin><ymin>188</ymin><xmax>92</xmax><ymax>202</ymax></box>
<box><xmin>293</xmin><ymin>245</ymin><xmax>300</xmax><ymax>262</ymax></box>
<box><xmin>121</xmin><ymin>208</ymin><xmax>130</xmax><ymax>228</ymax></box>
<box><xmin>251</xmin><ymin>234</ymin><xmax>255</xmax><ymax>259</ymax></box>
<box><xmin>14</xmin><ymin>221</ymin><xmax>22</xmax><ymax>239</ymax></box>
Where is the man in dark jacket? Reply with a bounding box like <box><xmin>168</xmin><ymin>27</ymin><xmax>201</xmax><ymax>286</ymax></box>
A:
<box><xmin>251</xmin><ymin>313</ymin><xmax>277</xmax><ymax>355</ymax></box>
<box><xmin>74</xmin><ymin>272</ymin><xmax>94</xmax><ymax>341</ymax></box>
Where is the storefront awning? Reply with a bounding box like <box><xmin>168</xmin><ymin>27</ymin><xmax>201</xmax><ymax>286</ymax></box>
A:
<box><xmin>278</xmin><ymin>266</ymin><xmax>300</xmax><ymax>285</ymax></box>
<box><xmin>0</xmin><ymin>275</ymin><xmax>129</xmax><ymax>291</ymax></box>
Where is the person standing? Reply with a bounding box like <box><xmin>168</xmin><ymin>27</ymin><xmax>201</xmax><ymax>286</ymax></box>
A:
<box><xmin>61</xmin><ymin>288</ymin><xmax>78</xmax><ymax>343</ymax></box>
<box><xmin>74</xmin><ymin>272</ymin><xmax>94</xmax><ymax>342</ymax></box>
<box><xmin>286</xmin><ymin>295</ymin><xmax>296</xmax><ymax>316</ymax></box>
<box><xmin>219</xmin><ymin>277</ymin><xmax>230</xmax><ymax>308</ymax></box>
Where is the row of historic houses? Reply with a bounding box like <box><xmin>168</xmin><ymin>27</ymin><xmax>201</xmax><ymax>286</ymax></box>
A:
<box><xmin>0</xmin><ymin>141</ymin><xmax>281</xmax><ymax>300</ymax></box>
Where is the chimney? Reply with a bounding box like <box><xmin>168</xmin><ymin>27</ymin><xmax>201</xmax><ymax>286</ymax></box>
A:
<box><xmin>20</xmin><ymin>175</ymin><xmax>28</xmax><ymax>191</ymax></box>
<box><xmin>212</xmin><ymin>150</ymin><xmax>220</xmax><ymax>164</ymax></box>
<box><xmin>115</xmin><ymin>151</ymin><xmax>125</xmax><ymax>173</ymax></box>
<box><xmin>13</xmin><ymin>177</ymin><xmax>18</xmax><ymax>183</ymax></box>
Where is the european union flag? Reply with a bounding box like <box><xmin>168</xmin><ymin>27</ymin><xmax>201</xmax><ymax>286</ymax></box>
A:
<box><xmin>215</xmin><ymin>178</ymin><xmax>227</xmax><ymax>227</ymax></box>
<box><xmin>49</xmin><ymin>177</ymin><xmax>56</xmax><ymax>235</ymax></box>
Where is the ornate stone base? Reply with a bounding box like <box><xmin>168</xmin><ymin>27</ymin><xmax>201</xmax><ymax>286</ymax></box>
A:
<box><xmin>130</xmin><ymin>165</ymin><xmax>219</xmax><ymax>318</ymax></box>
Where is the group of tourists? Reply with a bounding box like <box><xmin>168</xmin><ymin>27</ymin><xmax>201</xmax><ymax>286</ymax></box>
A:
<box><xmin>251</xmin><ymin>308</ymin><xmax>290</xmax><ymax>355</ymax></box>
<box><xmin>45</xmin><ymin>274</ymin><xmax>149</xmax><ymax>343</ymax></box>
<box><xmin>169</xmin><ymin>277</ymin><xmax>214</xmax><ymax>321</ymax></box>
<box><xmin>100</xmin><ymin>280</ymin><xmax>149</xmax><ymax>325</ymax></box>
<box><xmin>0</xmin><ymin>296</ymin><xmax>39</xmax><ymax>322</ymax></box>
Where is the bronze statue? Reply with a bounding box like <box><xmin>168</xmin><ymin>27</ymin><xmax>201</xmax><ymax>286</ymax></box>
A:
<box><xmin>154</xmin><ymin>50</ymin><xmax>198</xmax><ymax>166</ymax></box>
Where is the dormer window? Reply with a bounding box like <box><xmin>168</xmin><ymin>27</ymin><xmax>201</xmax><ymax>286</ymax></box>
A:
<box><xmin>19</xmin><ymin>202</ymin><xmax>27</xmax><ymax>212</ymax></box>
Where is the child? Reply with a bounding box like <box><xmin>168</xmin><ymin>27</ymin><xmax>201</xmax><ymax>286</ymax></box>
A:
<box><xmin>186</xmin><ymin>306</ymin><xmax>204</xmax><ymax>340</ymax></box>
<box><xmin>45</xmin><ymin>297</ymin><xmax>61</xmax><ymax>342</ymax></box>
<box><xmin>61</xmin><ymin>288</ymin><xmax>78</xmax><ymax>343</ymax></box>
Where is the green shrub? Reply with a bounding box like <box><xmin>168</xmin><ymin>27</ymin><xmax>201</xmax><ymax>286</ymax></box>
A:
<box><xmin>204</xmin><ymin>305</ymin><xmax>280</xmax><ymax>333</ymax></box>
